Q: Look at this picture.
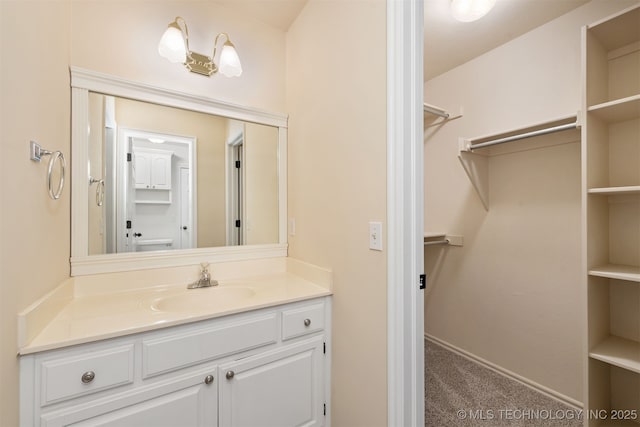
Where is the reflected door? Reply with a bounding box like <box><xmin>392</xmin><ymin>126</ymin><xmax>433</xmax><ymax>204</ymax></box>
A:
<box><xmin>122</xmin><ymin>137</ymin><xmax>137</xmax><ymax>253</ymax></box>
<box><xmin>180</xmin><ymin>166</ymin><xmax>192</xmax><ymax>249</ymax></box>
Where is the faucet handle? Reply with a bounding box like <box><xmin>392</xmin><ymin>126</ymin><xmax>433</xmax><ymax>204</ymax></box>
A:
<box><xmin>200</xmin><ymin>262</ymin><xmax>210</xmax><ymax>272</ymax></box>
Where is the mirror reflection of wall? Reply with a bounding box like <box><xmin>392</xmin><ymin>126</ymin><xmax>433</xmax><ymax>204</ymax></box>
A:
<box><xmin>87</xmin><ymin>93</ymin><xmax>279</xmax><ymax>255</ymax></box>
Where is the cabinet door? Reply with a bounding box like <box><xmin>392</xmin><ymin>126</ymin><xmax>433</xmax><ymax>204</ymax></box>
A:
<box><xmin>150</xmin><ymin>154</ymin><xmax>171</xmax><ymax>190</ymax></box>
<box><xmin>134</xmin><ymin>152</ymin><xmax>152</xmax><ymax>189</ymax></box>
<box><xmin>41</xmin><ymin>369</ymin><xmax>217</xmax><ymax>427</ymax></box>
<box><xmin>219</xmin><ymin>337</ymin><xmax>325</xmax><ymax>427</ymax></box>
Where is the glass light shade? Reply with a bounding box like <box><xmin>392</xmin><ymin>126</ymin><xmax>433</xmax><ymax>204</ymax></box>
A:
<box><xmin>218</xmin><ymin>42</ymin><xmax>242</xmax><ymax>77</ymax></box>
<box><xmin>451</xmin><ymin>0</ymin><xmax>496</xmax><ymax>22</ymax></box>
<box><xmin>158</xmin><ymin>26</ymin><xmax>187</xmax><ymax>63</ymax></box>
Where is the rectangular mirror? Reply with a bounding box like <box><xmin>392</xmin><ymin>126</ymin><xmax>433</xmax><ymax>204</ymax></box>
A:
<box><xmin>72</xmin><ymin>68</ymin><xmax>288</xmax><ymax>275</ymax></box>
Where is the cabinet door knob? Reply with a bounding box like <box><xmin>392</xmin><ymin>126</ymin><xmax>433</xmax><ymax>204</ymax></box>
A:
<box><xmin>304</xmin><ymin>318</ymin><xmax>311</xmax><ymax>327</ymax></box>
<box><xmin>226</xmin><ymin>371</ymin><xmax>235</xmax><ymax>380</ymax></box>
<box><xmin>204</xmin><ymin>375</ymin><xmax>214</xmax><ymax>385</ymax></box>
<box><xmin>81</xmin><ymin>371</ymin><xmax>95</xmax><ymax>383</ymax></box>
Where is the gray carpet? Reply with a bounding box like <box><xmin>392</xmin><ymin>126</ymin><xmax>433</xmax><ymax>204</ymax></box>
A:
<box><xmin>425</xmin><ymin>339</ymin><xmax>583</xmax><ymax>426</ymax></box>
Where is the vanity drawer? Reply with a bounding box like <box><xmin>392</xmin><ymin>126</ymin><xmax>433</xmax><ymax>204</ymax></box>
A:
<box><xmin>39</xmin><ymin>344</ymin><xmax>134</xmax><ymax>406</ymax></box>
<box><xmin>142</xmin><ymin>313</ymin><xmax>278</xmax><ymax>378</ymax></box>
<box><xmin>281</xmin><ymin>302</ymin><xmax>325</xmax><ymax>340</ymax></box>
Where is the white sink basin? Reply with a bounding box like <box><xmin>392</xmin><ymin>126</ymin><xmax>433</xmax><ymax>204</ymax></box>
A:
<box><xmin>150</xmin><ymin>286</ymin><xmax>255</xmax><ymax>313</ymax></box>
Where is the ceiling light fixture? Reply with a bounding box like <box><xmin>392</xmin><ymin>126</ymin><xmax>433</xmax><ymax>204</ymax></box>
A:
<box><xmin>158</xmin><ymin>16</ymin><xmax>243</xmax><ymax>77</ymax></box>
<box><xmin>451</xmin><ymin>0</ymin><xmax>496</xmax><ymax>22</ymax></box>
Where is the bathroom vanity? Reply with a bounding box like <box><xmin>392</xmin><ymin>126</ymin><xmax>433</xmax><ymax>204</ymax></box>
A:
<box><xmin>19</xmin><ymin>261</ymin><xmax>332</xmax><ymax>426</ymax></box>
<box><xmin>18</xmin><ymin>68</ymin><xmax>333</xmax><ymax>426</ymax></box>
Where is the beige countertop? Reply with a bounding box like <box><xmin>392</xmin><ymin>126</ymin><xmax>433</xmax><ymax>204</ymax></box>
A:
<box><xmin>19</xmin><ymin>258</ymin><xmax>332</xmax><ymax>355</ymax></box>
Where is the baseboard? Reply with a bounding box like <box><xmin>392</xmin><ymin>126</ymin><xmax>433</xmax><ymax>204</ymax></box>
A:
<box><xmin>424</xmin><ymin>333</ymin><xmax>583</xmax><ymax>410</ymax></box>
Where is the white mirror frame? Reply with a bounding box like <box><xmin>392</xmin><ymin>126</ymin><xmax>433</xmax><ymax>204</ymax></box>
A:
<box><xmin>70</xmin><ymin>67</ymin><xmax>288</xmax><ymax>276</ymax></box>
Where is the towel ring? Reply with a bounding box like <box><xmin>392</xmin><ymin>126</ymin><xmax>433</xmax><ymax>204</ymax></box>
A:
<box><xmin>46</xmin><ymin>150</ymin><xmax>66</xmax><ymax>200</ymax></box>
<box><xmin>30</xmin><ymin>141</ymin><xmax>66</xmax><ymax>200</ymax></box>
<box><xmin>89</xmin><ymin>176</ymin><xmax>105</xmax><ymax>206</ymax></box>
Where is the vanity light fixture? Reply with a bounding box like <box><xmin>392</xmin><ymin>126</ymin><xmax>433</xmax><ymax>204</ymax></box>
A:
<box><xmin>451</xmin><ymin>0</ymin><xmax>496</xmax><ymax>22</ymax></box>
<box><xmin>158</xmin><ymin>16</ymin><xmax>243</xmax><ymax>77</ymax></box>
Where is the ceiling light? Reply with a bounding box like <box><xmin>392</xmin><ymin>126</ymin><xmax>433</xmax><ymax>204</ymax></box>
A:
<box><xmin>451</xmin><ymin>0</ymin><xmax>496</xmax><ymax>22</ymax></box>
<box><xmin>148</xmin><ymin>138</ymin><xmax>165</xmax><ymax>144</ymax></box>
<box><xmin>158</xmin><ymin>17</ymin><xmax>242</xmax><ymax>77</ymax></box>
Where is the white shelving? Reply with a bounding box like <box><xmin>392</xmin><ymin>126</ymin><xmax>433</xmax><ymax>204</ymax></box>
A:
<box><xmin>583</xmin><ymin>4</ymin><xmax>640</xmax><ymax>426</ymax></box>
<box><xmin>588</xmin><ymin>95</ymin><xmax>640</xmax><ymax>123</ymax></box>
<box><xmin>590</xmin><ymin>336</ymin><xmax>640</xmax><ymax>375</ymax></box>
<box><xmin>588</xmin><ymin>186</ymin><xmax>640</xmax><ymax>195</ymax></box>
<box><xmin>589</xmin><ymin>264</ymin><xmax>640</xmax><ymax>282</ymax></box>
<box><xmin>457</xmin><ymin>115</ymin><xmax>580</xmax><ymax>211</ymax></box>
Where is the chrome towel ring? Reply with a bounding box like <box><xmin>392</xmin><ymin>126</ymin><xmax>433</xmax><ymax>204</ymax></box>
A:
<box><xmin>30</xmin><ymin>141</ymin><xmax>66</xmax><ymax>200</ymax></box>
<box><xmin>89</xmin><ymin>176</ymin><xmax>105</xmax><ymax>206</ymax></box>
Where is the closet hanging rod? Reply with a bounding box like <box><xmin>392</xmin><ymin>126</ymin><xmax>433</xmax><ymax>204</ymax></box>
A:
<box><xmin>469</xmin><ymin>122</ymin><xmax>578</xmax><ymax>151</ymax></box>
<box><xmin>423</xmin><ymin>103</ymin><xmax>450</xmax><ymax>119</ymax></box>
<box><xmin>424</xmin><ymin>239</ymin><xmax>450</xmax><ymax>246</ymax></box>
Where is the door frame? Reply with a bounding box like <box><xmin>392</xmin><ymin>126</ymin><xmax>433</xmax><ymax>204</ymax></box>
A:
<box><xmin>387</xmin><ymin>0</ymin><xmax>424</xmax><ymax>426</ymax></box>
<box><xmin>116</xmin><ymin>128</ymin><xmax>197</xmax><ymax>253</ymax></box>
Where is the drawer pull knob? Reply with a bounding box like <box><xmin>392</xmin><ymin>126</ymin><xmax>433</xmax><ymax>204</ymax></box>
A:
<box><xmin>304</xmin><ymin>318</ymin><xmax>311</xmax><ymax>327</ymax></box>
<box><xmin>81</xmin><ymin>371</ymin><xmax>95</xmax><ymax>384</ymax></box>
<box><xmin>204</xmin><ymin>375</ymin><xmax>214</xmax><ymax>385</ymax></box>
<box><xmin>226</xmin><ymin>371</ymin><xmax>235</xmax><ymax>380</ymax></box>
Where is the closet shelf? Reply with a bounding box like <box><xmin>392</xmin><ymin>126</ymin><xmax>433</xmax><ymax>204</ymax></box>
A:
<box><xmin>587</xmin><ymin>94</ymin><xmax>640</xmax><ymax>123</ymax></box>
<box><xmin>424</xmin><ymin>232</ymin><xmax>446</xmax><ymax>239</ymax></box>
<box><xmin>589</xmin><ymin>335</ymin><xmax>640</xmax><ymax>375</ymax></box>
<box><xmin>588</xmin><ymin>186</ymin><xmax>640</xmax><ymax>195</ymax></box>
<box><xmin>458</xmin><ymin>115</ymin><xmax>579</xmax><ymax>211</ymax></box>
<box><xmin>588</xmin><ymin>4</ymin><xmax>640</xmax><ymax>51</ymax></box>
<box><xmin>589</xmin><ymin>264</ymin><xmax>640</xmax><ymax>282</ymax></box>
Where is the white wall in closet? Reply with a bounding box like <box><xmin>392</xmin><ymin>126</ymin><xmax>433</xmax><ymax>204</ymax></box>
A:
<box><xmin>423</xmin><ymin>0</ymin><xmax>639</xmax><ymax>405</ymax></box>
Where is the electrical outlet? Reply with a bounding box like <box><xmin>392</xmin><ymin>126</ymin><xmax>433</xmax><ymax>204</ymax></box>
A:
<box><xmin>369</xmin><ymin>222</ymin><xmax>383</xmax><ymax>251</ymax></box>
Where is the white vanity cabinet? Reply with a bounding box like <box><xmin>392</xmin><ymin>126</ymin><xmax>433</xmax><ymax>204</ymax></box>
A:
<box><xmin>134</xmin><ymin>149</ymin><xmax>172</xmax><ymax>190</ymax></box>
<box><xmin>20</xmin><ymin>297</ymin><xmax>331</xmax><ymax>427</ymax></box>
<box><xmin>40</xmin><ymin>367</ymin><xmax>218</xmax><ymax>427</ymax></box>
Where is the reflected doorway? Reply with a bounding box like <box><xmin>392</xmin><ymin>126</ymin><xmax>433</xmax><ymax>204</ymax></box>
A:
<box><xmin>116</xmin><ymin>128</ymin><xmax>197</xmax><ymax>253</ymax></box>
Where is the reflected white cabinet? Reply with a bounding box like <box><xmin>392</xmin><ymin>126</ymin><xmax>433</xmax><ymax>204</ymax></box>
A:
<box><xmin>20</xmin><ymin>297</ymin><xmax>331</xmax><ymax>427</ymax></box>
<box><xmin>134</xmin><ymin>149</ymin><xmax>172</xmax><ymax>190</ymax></box>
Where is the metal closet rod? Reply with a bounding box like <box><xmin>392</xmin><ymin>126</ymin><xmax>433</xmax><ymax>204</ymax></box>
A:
<box><xmin>424</xmin><ymin>239</ymin><xmax>449</xmax><ymax>246</ymax></box>
<box><xmin>469</xmin><ymin>122</ymin><xmax>578</xmax><ymax>151</ymax></box>
<box><xmin>423</xmin><ymin>103</ymin><xmax>450</xmax><ymax>119</ymax></box>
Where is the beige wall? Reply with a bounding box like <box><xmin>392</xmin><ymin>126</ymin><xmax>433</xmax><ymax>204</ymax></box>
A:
<box><xmin>424</xmin><ymin>0</ymin><xmax>639</xmax><ymax>404</ymax></box>
<box><xmin>286</xmin><ymin>0</ymin><xmax>388</xmax><ymax>424</ymax></box>
<box><xmin>1</xmin><ymin>1</ymin><xmax>287</xmax><ymax>424</ymax></box>
<box><xmin>244</xmin><ymin>123</ymin><xmax>279</xmax><ymax>245</ymax></box>
<box><xmin>0</xmin><ymin>2</ymin><xmax>72</xmax><ymax>425</ymax></box>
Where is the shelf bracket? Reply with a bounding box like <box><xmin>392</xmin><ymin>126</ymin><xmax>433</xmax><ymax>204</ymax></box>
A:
<box><xmin>458</xmin><ymin>137</ymin><xmax>489</xmax><ymax>211</ymax></box>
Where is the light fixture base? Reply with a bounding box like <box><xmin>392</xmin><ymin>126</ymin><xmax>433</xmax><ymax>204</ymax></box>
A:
<box><xmin>186</xmin><ymin>51</ymin><xmax>217</xmax><ymax>76</ymax></box>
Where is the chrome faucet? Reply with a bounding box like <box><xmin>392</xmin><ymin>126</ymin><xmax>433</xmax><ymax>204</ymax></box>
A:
<box><xmin>187</xmin><ymin>263</ymin><xmax>218</xmax><ymax>289</ymax></box>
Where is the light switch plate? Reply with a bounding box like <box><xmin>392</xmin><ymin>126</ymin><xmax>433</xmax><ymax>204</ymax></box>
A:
<box><xmin>369</xmin><ymin>222</ymin><xmax>383</xmax><ymax>251</ymax></box>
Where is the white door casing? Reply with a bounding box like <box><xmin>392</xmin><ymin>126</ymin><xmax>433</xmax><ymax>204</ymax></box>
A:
<box><xmin>387</xmin><ymin>0</ymin><xmax>425</xmax><ymax>426</ymax></box>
